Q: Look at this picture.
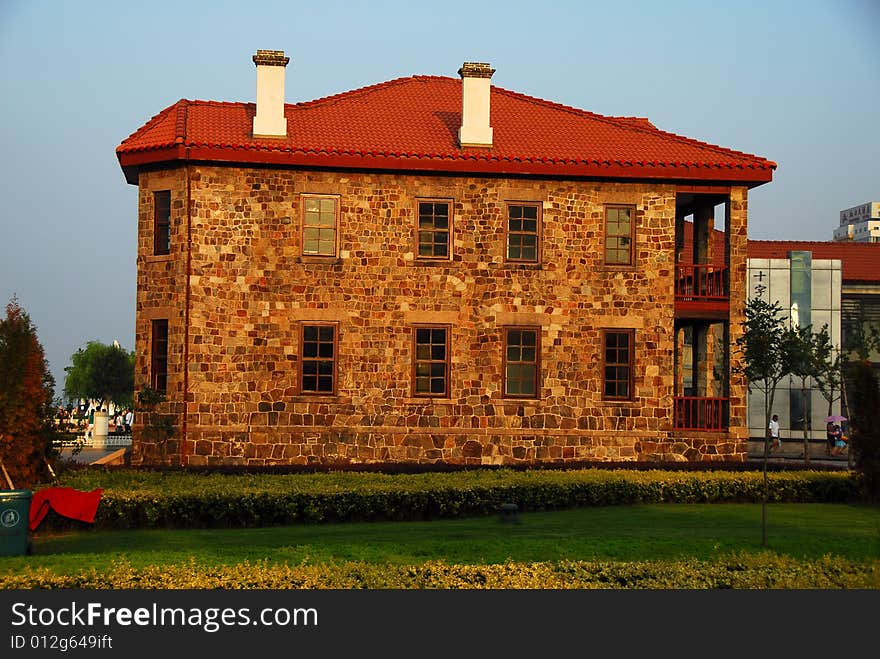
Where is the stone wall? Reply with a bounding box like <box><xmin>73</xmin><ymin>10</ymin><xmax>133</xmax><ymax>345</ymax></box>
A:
<box><xmin>132</xmin><ymin>165</ymin><xmax>748</xmax><ymax>466</ymax></box>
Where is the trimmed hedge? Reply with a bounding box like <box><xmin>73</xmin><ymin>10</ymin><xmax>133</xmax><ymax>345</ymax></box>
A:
<box><xmin>34</xmin><ymin>468</ymin><xmax>866</xmax><ymax>531</ymax></box>
<box><xmin>2</xmin><ymin>554</ymin><xmax>877</xmax><ymax>589</ymax></box>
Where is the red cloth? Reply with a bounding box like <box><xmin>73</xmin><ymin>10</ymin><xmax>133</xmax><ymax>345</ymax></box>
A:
<box><xmin>29</xmin><ymin>487</ymin><xmax>103</xmax><ymax>531</ymax></box>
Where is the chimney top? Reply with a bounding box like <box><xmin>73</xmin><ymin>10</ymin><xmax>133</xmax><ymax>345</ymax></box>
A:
<box><xmin>253</xmin><ymin>50</ymin><xmax>290</xmax><ymax>67</ymax></box>
<box><xmin>458</xmin><ymin>62</ymin><xmax>495</xmax><ymax>79</ymax></box>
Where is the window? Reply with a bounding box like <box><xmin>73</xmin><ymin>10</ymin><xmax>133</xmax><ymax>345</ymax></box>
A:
<box><xmin>150</xmin><ymin>319</ymin><xmax>168</xmax><ymax>393</ymax></box>
<box><xmin>302</xmin><ymin>195</ymin><xmax>339</xmax><ymax>257</ymax></box>
<box><xmin>506</xmin><ymin>203</ymin><xmax>540</xmax><ymax>262</ymax></box>
<box><xmin>603</xmin><ymin>330</ymin><xmax>634</xmax><ymax>400</ymax></box>
<box><xmin>300</xmin><ymin>324</ymin><xmax>337</xmax><ymax>394</ymax></box>
<box><xmin>604</xmin><ymin>206</ymin><xmax>634</xmax><ymax>265</ymax></box>
<box><xmin>413</xmin><ymin>326</ymin><xmax>449</xmax><ymax>396</ymax></box>
<box><xmin>504</xmin><ymin>328</ymin><xmax>540</xmax><ymax>398</ymax></box>
<box><xmin>153</xmin><ymin>191</ymin><xmax>171</xmax><ymax>256</ymax></box>
<box><xmin>416</xmin><ymin>200</ymin><xmax>451</xmax><ymax>259</ymax></box>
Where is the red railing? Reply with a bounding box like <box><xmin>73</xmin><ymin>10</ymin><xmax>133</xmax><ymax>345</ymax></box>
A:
<box><xmin>675</xmin><ymin>264</ymin><xmax>728</xmax><ymax>302</ymax></box>
<box><xmin>674</xmin><ymin>397</ymin><xmax>728</xmax><ymax>430</ymax></box>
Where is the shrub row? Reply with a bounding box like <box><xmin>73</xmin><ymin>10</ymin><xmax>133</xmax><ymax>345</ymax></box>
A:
<box><xmin>35</xmin><ymin>468</ymin><xmax>865</xmax><ymax>531</ymax></box>
<box><xmin>2</xmin><ymin>554</ymin><xmax>877</xmax><ymax>589</ymax></box>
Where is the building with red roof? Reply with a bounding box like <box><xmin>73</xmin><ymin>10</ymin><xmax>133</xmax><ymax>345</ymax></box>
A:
<box><xmin>118</xmin><ymin>51</ymin><xmax>776</xmax><ymax>467</ymax></box>
<box><xmin>743</xmin><ymin>239</ymin><xmax>880</xmax><ymax>448</ymax></box>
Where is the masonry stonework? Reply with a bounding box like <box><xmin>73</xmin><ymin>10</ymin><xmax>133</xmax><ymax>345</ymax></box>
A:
<box><xmin>132</xmin><ymin>165</ymin><xmax>749</xmax><ymax>466</ymax></box>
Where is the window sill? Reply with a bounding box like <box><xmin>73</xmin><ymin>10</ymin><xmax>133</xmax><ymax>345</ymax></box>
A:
<box><xmin>289</xmin><ymin>395</ymin><xmax>341</xmax><ymax>403</ymax></box>
<box><xmin>601</xmin><ymin>264</ymin><xmax>637</xmax><ymax>273</ymax></box>
<box><xmin>494</xmin><ymin>262</ymin><xmax>543</xmax><ymax>270</ymax></box>
<box><xmin>412</xmin><ymin>259</ymin><xmax>453</xmax><ymax>267</ymax></box>
<box><xmin>297</xmin><ymin>256</ymin><xmax>343</xmax><ymax>265</ymax></box>
<box><xmin>145</xmin><ymin>254</ymin><xmax>174</xmax><ymax>263</ymax></box>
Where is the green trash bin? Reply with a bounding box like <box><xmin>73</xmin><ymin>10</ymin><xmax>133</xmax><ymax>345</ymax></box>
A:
<box><xmin>0</xmin><ymin>490</ymin><xmax>31</xmax><ymax>556</ymax></box>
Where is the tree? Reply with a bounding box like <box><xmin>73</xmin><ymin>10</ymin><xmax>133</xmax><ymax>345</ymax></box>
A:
<box><xmin>63</xmin><ymin>341</ymin><xmax>135</xmax><ymax>410</ymax></box>
<box><xmin>0</xmin><ymin>298</ymin><xmax>57</xmax><ymax>488</ymax></box>
<box><xmin>735</xmin><ymin>297</ymin><xmax>789</xmax><ymax>546</ymax></box>
<box><xmin>783</xmin><ymin>324</ymin><xmax>831</xmax><ymax>466</ymax></box>
<box><xmin>847</xmin><ymin>359</ymin><xmax>880</xmax><ymax>500</ymax></box>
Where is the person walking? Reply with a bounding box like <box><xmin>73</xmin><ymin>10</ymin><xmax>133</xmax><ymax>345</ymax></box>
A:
<box><xmin>124</xmin><ymin>408</ymin><xmax>133</xmax><ymax>433</ymax></box>
<box><xmin>768</xmin><ymin>414</ymin><xmax>781</xmax><ymax>453</ymax></box>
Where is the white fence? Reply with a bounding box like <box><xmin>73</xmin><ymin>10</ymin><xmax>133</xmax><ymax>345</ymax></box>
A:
<box><xmin>55</xmin><ymin>434</ymin><xmax>132</xmax><ymax>449</ymax></box>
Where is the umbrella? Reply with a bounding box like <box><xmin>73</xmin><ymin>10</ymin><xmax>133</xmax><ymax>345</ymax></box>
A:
<box><xmin>824</xmin><ymin>415</ymin><xmax>847</xmax><ymax>423</ymax></box>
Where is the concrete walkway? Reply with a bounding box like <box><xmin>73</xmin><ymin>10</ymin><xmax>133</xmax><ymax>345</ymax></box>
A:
<box><xmin>746</xmin><ymin>439</ymin><xmax>851</xmax><ymax>469</ymax></box>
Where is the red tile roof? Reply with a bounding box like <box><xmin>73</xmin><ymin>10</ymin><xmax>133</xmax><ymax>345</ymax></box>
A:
<box><xmin>117</xmin><ymin>75</ymin><xmax>775</xmax><ymax>185</ymax></box>
<box><xmin>747</xmin><ymin>240</ymin><xmax>880</xmax><ymax>283</ymax></box>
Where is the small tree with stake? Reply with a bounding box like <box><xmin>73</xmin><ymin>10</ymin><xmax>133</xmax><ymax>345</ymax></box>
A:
<box><xmin>782</xmin><ymin>324</ymin><xmax>832</xmax><ymax>467</ymax></box>
<box><xmin>736</xmin><ymin>297</ymin><xmax>790</xmax><ymax>546</ymax></box>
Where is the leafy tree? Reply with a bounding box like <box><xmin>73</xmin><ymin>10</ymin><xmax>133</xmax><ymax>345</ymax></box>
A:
<box><xmin>736</xmin><ymin>297</ymin><xmax>789</xmax><ymax>545</ymax></box>
<box><xmin>814</xmin><ymin>343</ymin><xmax>843</xmax><ymax>420</ymax></box>
<box><xmin>783</xmin><ymin>324</ymin><xmax>831</xmax><ymax>466</ymax></box>
<box><xmin>0</xmin><ymin>298</ymin><xmax>57</xmax><ymax>488</ymax></box>
<box><xmin>63</xmin><ymin>341</ymin><xmax>135</xmax><ymax>410</ymax></box>
<box><xmin>847</xmin><ymin>360</ymin><xmax>880</xmax><ymax>500</ymax></box>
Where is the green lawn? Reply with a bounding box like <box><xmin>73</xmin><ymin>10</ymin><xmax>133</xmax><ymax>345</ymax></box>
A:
<box><xmin>3</xmin><ymin>503</ymin><xmax>878</xmax><ymax>575</ymax></box>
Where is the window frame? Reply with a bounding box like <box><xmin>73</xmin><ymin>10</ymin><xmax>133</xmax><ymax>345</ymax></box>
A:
<box><xmin>411</xmin><ymin>325</ymin><xmax>451</xmax><ymax>398</ymax></box>
<box><xmin>603</xmin><ymin>204</ymin><xmax>636</xmax><ymax>267</ymax></box>
<box><xmin>504</xmin><ymin>201</ymin><xmax>542</xmax><ymax>264</ymax></box>
<box><xmin>153</xmin><ymin>190</ymin><xmax>171</xmax><ymax>256</ymax></box>
<box><xmin>602</xmin><ymin>329</ymin><xmax>634</xmax><ymax>401</ymax></box>
<box><xmin>299</xmin><ymin>322</ymin><xmax>339</xmax><ymax>396</ymax></box>
<box><xmin>414</xmin><ymin>198</ymin><xmax>453</xmax><ymax>261</ymax></box>
<box><xmin>300</xmin><ymin>194</ymin><xmax>341</xmax><ymax>259</ymax></box>
<box><xmin>150</xmin><ymin>319</ymin><xmax>169</xmax><ymax>394</ymax></box>
<box><xmin>502</xmin><ymin>326</ymin><xmax>541</xmax><ymax>399</ymax></box>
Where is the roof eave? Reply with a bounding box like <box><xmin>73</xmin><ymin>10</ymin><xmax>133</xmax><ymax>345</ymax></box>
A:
<box><xmin>116</xmin><ymin>146</ymin><xmax>774</xmax><ymax>187</ymax></box>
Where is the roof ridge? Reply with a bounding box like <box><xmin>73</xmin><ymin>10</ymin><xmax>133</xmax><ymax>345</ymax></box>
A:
<box><xmin>291</xmin><ymin>74</ymin><xmax>446</xmax><ymax>109</ymax></box>
<box><xmin>492</xmin><ymin>85</ymin><xmax>775</xmax><ymax>168</ymax></box>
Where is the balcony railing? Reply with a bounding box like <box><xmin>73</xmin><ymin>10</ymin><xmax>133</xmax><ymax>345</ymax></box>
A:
<box><xmin>674</xmin><ymin>396</ymin><xmax>728</xmax><ymax>431</ymax></box>
<box><xmin>675</xmin><ymin>264</ymin><xmax>728</xmax><ymax>302</ymax></box>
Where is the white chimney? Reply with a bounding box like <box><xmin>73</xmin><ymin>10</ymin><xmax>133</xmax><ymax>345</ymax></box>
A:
<box><xmin>252</xmin><ymin>50</ymin><xmax>289</xmax><ymax>138</ymax></box>
<box><xmin>458</xmin><ymin>62</ymin><xmax>495</xmax><ymax>148</ymax></box>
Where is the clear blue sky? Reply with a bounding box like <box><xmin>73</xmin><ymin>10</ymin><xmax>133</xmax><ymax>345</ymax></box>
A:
<box><xmin>1</xmin><ymin>0</ymin><xmax>878</xmax><ymax>395</ymax></box>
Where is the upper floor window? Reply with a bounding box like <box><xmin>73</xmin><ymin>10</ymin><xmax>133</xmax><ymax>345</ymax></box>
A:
<box><xmin>417</xmin><ymin>200</ymin><xmax>451</xmax><ymax>259</ymax></box>
<box><xmin>150</xmin><ymin>319</ymin><xmax>169</xmax><ymax>393</ymax></box>
<box><xmin>505</xmin><ymin>203</ymin><xmax>540</xmax><ymax>263</ymax></box>
<box><xmin>413</xmin><ymin>326</ymin><xmax>449</xmax><ymax>397</ymax></box>
<box><xmin>603</xmin><ymin>329</ymin><xmax>634</xmax><ymax>401</ymax></box>
<box><xmin>153</xmin><ymin>191</ymin><xmax>171</xmax><ymax>256</ymax></box>
<box><xmin>302</xmin><ymin>195</ymin><xmax>339</xmax><ymax>257</ymax></box>
<box><xmin>605</xmin><ymin>206</ymin><xmax>634</xmax><ymax>265</ymax></box>
<box><xmin>504</xmin><ymin>327</ymin><xmax>540</xmax><ymax>398</ymax></box>
<box><xmin>301</xmin><ymin>323</ymin><xmax>337</xmax><ymax>394</ymax></box>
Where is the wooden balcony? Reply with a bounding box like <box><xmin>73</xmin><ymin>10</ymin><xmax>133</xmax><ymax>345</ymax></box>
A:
<box><xmin>674</xmin><ymin>264</ymin><xmax>729</xmax><ymax>319</ymax></box>
<box><xmin>674</xmin><ymin>396</ymin><xmax>728</xmax><ymax>431</ymax></box>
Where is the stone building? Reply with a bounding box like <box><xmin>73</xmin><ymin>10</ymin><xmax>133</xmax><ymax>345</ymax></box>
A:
<box><xmin>116</xmin><ymin>51</ymin><xmax>775</xmax><ymax>466</ymax></box>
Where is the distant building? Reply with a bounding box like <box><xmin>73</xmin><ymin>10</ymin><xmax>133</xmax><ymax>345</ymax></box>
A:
<box><xmin>833</xmin><ymin>201</ymin><xmax>880</xmax><ymax>243</ymax></box>
<box><xmin>746</xmin><ymin>241</ymin><xmax>880</xmax><ymax>440</ymax></box>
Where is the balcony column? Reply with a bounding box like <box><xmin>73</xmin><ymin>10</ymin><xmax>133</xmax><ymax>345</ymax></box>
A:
<box><xmin>674</xmin><ymin>324</ymin><xmax>684</xmax><ymax>397</ymax></box>
<box><xmin>693</xmin><ymin>323</ymin><xmax>710</xmax><ymax>397</ymax></box>
<box><xmin>693</xmin><ymin>203</ymin><xmax>714</xmax><ymax>265</ymax></box>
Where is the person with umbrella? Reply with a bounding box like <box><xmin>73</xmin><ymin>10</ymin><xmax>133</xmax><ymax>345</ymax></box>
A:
<box><xmin>825</xmin><ymin>415</ymin><xmax>848</xmax><ymax>457</ymax></box>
